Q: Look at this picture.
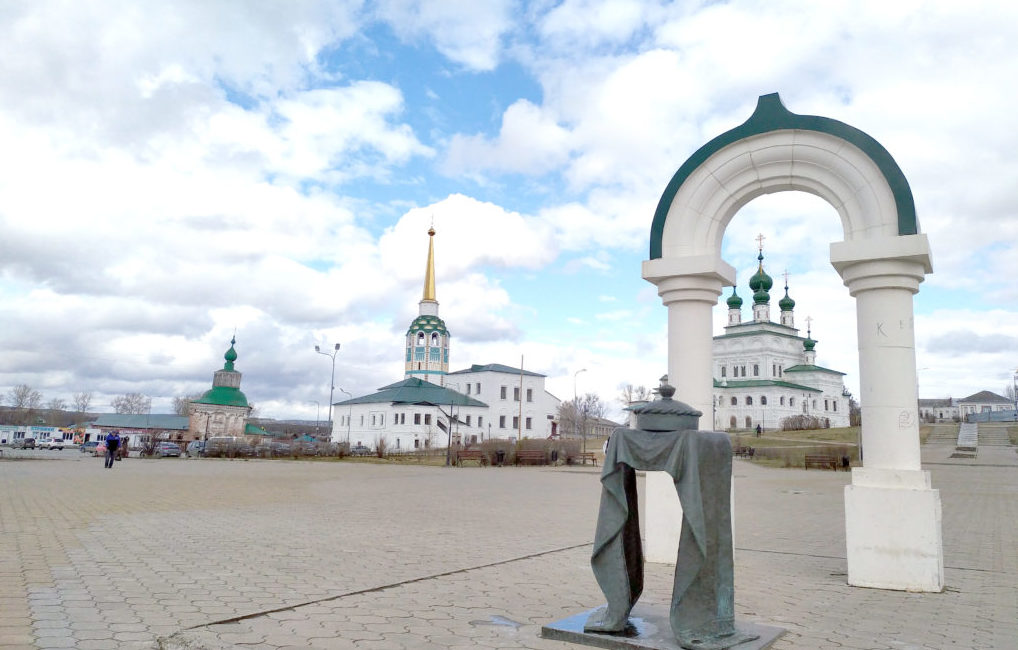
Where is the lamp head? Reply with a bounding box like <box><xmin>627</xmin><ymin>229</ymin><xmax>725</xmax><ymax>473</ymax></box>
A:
<box><xmin>335</xmin><ymin>343</ymin><xmax>341</xmax><ymax>350</ymax></box>
<box><xmin>315</xmin><ymin>345</ymin><xmax>320</xmax><ymax>352</ymax></box>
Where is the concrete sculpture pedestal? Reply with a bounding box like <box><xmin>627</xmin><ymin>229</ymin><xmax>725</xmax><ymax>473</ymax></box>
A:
<box><xmin>543</xmin><ymin>604</ymin><xmax>784</xmax><ymax>650</ymax></box>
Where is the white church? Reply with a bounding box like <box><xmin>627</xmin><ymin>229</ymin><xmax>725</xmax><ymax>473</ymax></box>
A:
<box><xmin>330</xmin><ymin>227</ymin><xmax>561</xmax><ymax>451</ymax></box>
<box><xmin>712</xmin><ymin>240</ymin><xmax>850</xmax><ymax>431</ymax></box>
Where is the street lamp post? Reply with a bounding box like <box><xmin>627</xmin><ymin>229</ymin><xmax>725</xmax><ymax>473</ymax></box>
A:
<box><xmin>338</xmin><ymin>388</ymin><xmax>352</xmax><ymax>444</ymax></box>
<box><xmin>314</xmin><ymin>343</ymin><xmax>341</xmax><ymax>437</ymax></box>
<box><xmin>574</xmin><ymin>368</ymin><xmax>587</xmax><ymax>453</ymax></box>
<box><xmin>1012</xmin><ymin>368</ymin><xmax>1017</xmax><ymax>421</ymax></box>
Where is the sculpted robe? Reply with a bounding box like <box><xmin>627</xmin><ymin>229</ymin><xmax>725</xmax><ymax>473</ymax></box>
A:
<box><xmin>584</xmin><ymin>427</ymin><xmax>745</xmax><ymax>649</ymax></box>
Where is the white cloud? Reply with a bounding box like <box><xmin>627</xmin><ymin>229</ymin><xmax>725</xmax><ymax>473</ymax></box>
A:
<box><xmin>374</xmin><ymin>0</ymin><xmax>515</xmax><ymax>71</ymax></box>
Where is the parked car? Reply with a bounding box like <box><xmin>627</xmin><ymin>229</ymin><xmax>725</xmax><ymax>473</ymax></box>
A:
<box><xmin>153</xmin><ymin>442</ymin><xmax>182</xmax><ymax>457</ymax></box>
<box><xmin>38</xmin><ymin>438</ymin><xmax>66</xmax><ymax>450</ymax></box>
<box><xmin>12</xmin><ymin>438</ymin><xmax>36</xmax><ymax>449</ymax></box>
<box><xmin>80</xmin><ymin>441</ymin><xmax>100</xmax><ymax>455</ymax></box>
<box><xmin>186</xmin><ymin>440</ymin><xmax>206</xmax><ymax>457</ymax></box>
<box><xmin>350</xmin><ymin>444</ymin><xmax>372</xmax><ymax>456</ymax></box>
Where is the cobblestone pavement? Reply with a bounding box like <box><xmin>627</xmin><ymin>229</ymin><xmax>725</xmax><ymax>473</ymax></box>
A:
<box><xmin>1</xmin><ymin>443</ymin><xmax>1015</xmax><ymax>650</ymax></box>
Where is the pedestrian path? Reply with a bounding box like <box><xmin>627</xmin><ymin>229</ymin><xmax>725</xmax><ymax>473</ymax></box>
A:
<box><xmin>957</xmin><ymin>421</ymin><xmax>978</xmax><ymax>450</ymax></box>
<box><xmin>2</xmin><ymin>453</ymin><xmax>1016</xmax><ymax>649</ymax></box>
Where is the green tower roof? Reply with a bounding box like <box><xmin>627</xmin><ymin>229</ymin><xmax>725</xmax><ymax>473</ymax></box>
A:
<box><xmin>407</xmin><ymin>314</ymin><xmax>448</xmax><ymax>336</ymax></box>
<box><xmin>726</xmin><ymin>286</ymin><xmax>743</xmax><ymax>309</ymax></box>
<box><xmin>749</xmin><ymin>251</ymin><xmax>772</xmax><ymax>304</ymax></box>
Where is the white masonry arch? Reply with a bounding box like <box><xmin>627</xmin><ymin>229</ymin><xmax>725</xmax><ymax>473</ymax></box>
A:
<box><xmin>642</xmin><ymin>94</ymin><xmax>943</xmax><ymax>592</ymax></box>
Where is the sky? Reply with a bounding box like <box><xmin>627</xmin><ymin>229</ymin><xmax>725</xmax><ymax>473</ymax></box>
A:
<box><xmin>1</xmin><ymin>0</ymin><xmax>1017</xmax><ymax>421</ymax></box>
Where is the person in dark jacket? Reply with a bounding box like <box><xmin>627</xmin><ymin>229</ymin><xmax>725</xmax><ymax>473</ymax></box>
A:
<box><xmin>104</xmin><ymin>431</ymin><xmax>120</xmax><ymax>469</ymax></box>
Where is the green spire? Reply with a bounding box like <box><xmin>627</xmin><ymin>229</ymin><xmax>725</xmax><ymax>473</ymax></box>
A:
<box><xmin>224</xmin><ymin>336</ymin><xmax>237</xmax><ymax>371</ymax></box>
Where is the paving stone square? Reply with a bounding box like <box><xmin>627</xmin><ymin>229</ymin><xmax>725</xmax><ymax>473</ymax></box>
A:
<box><xmin>1</xmin><ymin>443</ymin><xmax>1015</xmax><ymax>649</ymax></box>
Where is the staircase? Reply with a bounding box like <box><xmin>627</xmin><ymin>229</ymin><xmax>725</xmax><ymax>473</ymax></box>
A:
<box><xmin>925</xmin><ymin>425</ymin><xmax>957</xmax><ymax>444</ymax></box>
<box><xmin>978</xmin><ymin>426</ymin><xmax>1012</xmax><ymax>447</ymax></box>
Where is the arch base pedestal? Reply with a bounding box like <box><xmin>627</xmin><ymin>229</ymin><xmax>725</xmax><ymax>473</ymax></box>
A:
<box><xmin>844</xmin><ymin>468</ymin><xmax>943</xmax><ymax>592</ymax></box>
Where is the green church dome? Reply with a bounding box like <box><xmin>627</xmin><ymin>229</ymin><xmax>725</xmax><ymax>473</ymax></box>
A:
<box><xmin>194</xmin><ymin>386</ymin><xmax>249</xmax><ymax>408</ymax></box>
<box><xmin>748</xmin><ymin>252</ymin><xmax>772</xmax><ymax>304</ymax></box>
<box><xmin>779</xmin><ymin>287</ymin><xmax>796</xmax><ymax>311</ymax></box>
<box><xmin>726</xmin><ymin>287</ymin><xmax>743</xmax><ymax>309</ymax></box>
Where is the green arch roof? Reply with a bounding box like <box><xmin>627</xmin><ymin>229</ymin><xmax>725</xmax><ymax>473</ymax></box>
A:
<box><xmin>649</xmin><ymin>93</ymin><xmax>917</xmax><ymax>259</ymax></box>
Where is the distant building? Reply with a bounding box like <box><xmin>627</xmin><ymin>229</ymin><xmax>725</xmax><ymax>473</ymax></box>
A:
<box><xmin>919</xmin><ymin>391</ymin><xmax>1014</xmax><ymax>423</ymax></box>
<box><xmin>712</xmin><ymin>243</ymin><xmax>850</xmax><ymax>431</ymax></box>
<box><xmin>187</xmin><ymin>338</ymin><xmax>273</xmax><ymax>444</ymax></box>
<box><xmin>331</xmin><ymin>227</ymin><xmax>561</xmax><ymax>451</ymax></box>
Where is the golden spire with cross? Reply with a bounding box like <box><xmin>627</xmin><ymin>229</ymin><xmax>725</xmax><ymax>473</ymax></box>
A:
<box><xmin>422</xmin><ymin>223</ymin><xmax>437</xmax><ymax>302</ymax></box>
<box><xmin>805</xmin><ymin>315</ymin><xmax>813</xmax><ymax>336</ymax></box>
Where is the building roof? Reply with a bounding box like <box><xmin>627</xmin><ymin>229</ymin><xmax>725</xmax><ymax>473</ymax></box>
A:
<box><xmin>335</xmin><ymin>377</ymin><xmax>488</xmax><ymax>408</ymax></box>
<box><xmin>193</xmin><ymin>385</ymin><xmax>250</xmax><ymax>408</ymax></box>
<box><xmin>91</xmin><ymin>414</ymin><xmax>190</xmax><ymax>430</ymax></box>
<box><xmin>447</xmin><ymin>363</ymin><xmax>546</xmax><ymax>377</ymax></box>
<box><xmin>714</xmin><ymin>379</ymin><xmax>822</xmax><ymax>393</ymax></box>
<box><xmin>958</xmin><ymin>390</ymin><xmax>1011</xmax><ymax>404</ymax></box>
<box><xmin>244</xmin><ymin>423</ymin><xmax>277</xmax><ymax>437</ymax></box>
<box><xmin>918</xmin><ymin>398</ymin><xmax>954</xmax><ymax>408</ymax></box>
<box><xmin>783</xmin><ymin>364</ymin><xmax>846</xmax><ymax>376</ymax></box>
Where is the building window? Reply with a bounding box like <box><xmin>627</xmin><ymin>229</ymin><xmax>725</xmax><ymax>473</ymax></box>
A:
<box><xmin>499</xmin><ymin>415</ymin><xmax>506</xmax><ymax>428</ymax></box>
<box><xmin>414</xmin><ymin>413</ymin><xmax>421</xmax><ymax>425</ymax></box>
<box><xmin>513</xmin><ymin>387</ymin><xmax>520</xmax><ymax>401</ymax></box>
<box><xmin>780</xmin><ymin>396</ymin><xmax>785</xmax><ymax>406</ymax></box>
<box><xmin>730</xmin><ymin>396</ymin><xmax>737</xmax><ymax>406</ymax></box>
<box><xmin>475</xmin><ymin>382</ymin><xmax>480</xmax><ymax>394</ymax></box>
<box><xmin>813</xmin><ymin>400</ymin><xmax>818</xmax><ymax>410</ymax></box>
<box><xmin>721</xmin><ymin>367</ymin><xmax>726</xmax><ymax>378</ymax></box>
<box><xmin>790</xmin><ymin>398</ymin><xmax>795</xmax><ymax>407</ymax></box>
<box><xmin>417</xmin><ymin>332</ymin><xmax>425</xmax><ymax>345</ymax></box>
<box><xmin>424</xmin><ymin>414</ymin><xmax>432</xmax><ymax>425</ymax></box>
<box><xmin>360</xmin><ymin>415</ymin><xmax>364</xmax><ymax>426</ymax></box>
<box><xmin>746</xmin><ymin>396</ymin><xmax>753</xmax><ymax>406</ymax></box>
<box><xmin>512</xmin><ymin>416</ymin><xmax>519</xmax><ymax>429</ymax></box>
<box><xmin>500</xmin><ymin>386</ymin><xmax>507</xmax><ymax>400</ymax></box>
<box><xmin>825</xmin><ymin>399</ymin><xmax>829</xmax><ymax>411</ymax></box>
<box><xmin>745</xmin><ymin>416</ymin><xmax>752</xmax><ymax>428</ymax></box>
<box><xmin>526</xmin><ymin>388</ymin><xmax>533</xmax><ymax>402</ymax></box>
<box><xmin>414</xmin><ymin>439</ymin><xmax>420</xmax><ymax>448</ymax></box>
<box><xmin>396</xmin><ymin>438</ymin><xmax>400</xmax><ymax>449</ymax></box>
<box><xmin>753</xmin><ymin>364</ymin><xmax>759</xmax><ymax>377</ymax></box>
<box><xmin>371</xmin><ymin>415</ymin><xmax>376</xmax><ymax>426</ymax></box>
<box><xmin>466</xmin><ymin>415</ymin><xmax>471</xmax><ymax>425</ymax></box>
<box><xmin>478</xmin><ymin>416</ymin><xmax>483</xmax><ymax>427</ymax></box>
<box><xmin>740</xmin><ymin>365</ymin><xmax>746</xmax><ymax>377</ymax></box>
<box><xmin>466</xmin><ymin>384</ymin><xmax>471</xmax><ymax>394</ymax></box>
<box><xmin>761</xmin><ymin>396</ymin><xmax>767</xmax><ymax>406</ymax></box>
<box><xmin>525</xmin><ymin>417</ymin><xmax>532</xmax><ymax>430</ymax></box>
<box><xmin>833</xmin><ymin>401</ymin><xmax>837</xmax><ymax>412</ymax></box>
<box><xmin>730</xmin><ymin>416</ymin><xmax>737</xmax><ymax>427</ymax></box>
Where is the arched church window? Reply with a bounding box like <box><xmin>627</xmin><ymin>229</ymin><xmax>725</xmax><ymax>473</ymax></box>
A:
<box><xmin>780</xmin><ymin>396</ymin><xmax>785</xmax><ymax>406</ymax></box>
<box><xmin>790</xmin><ymin>397</ymin><xmax>795</xmax><ymax>407</ymax></box>
<box><xmin>745</xmin><ymin>416</ymin><xmax>752</xmax><ymax>428</ymax></box>
<box><xmin>431</xmin><ymin>332</ymin><xmax>439</xmax><ymax>346</ymax></box>
<box><xmin>753</xmin><ymin>364</ymin><xmax>759</xmax><ymax>377</ymax></box>
<box><xmin>760</xmin><ymin>396</ymin><xmax>767</xmax><ymax>405</ymax></box>
<box><xmin>730</xmin><ymin>396</ymin><xmax>737</xmax><ymax>406</ymax></box>
<box><xmin>417</xmin><ymin>332</ymin><xmax>425</xmax><ymax>346</ymax></box>
<box><xmin>721</xmin><ymin>367</ymin><xmax>726</xmax><ymax>378</ymax></box>
<box><xmin>745</xmin><ymin>396</ymin><xmax>753</xmax><ymax>406</ymax></box>
<box><xmin>729</xmin><ymin>416</ymin><xmax>736</xmax><ymax>428</ymax></box>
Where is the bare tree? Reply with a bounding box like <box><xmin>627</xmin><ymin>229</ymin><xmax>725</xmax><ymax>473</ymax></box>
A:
<box><xmin>112</xmin><ymin>392</ymin><xmax>151</xmax><ymax>414</ymax></box>
<box><xmin>557</xmin><ymin>392</ymin><xmax>608</xmax><ymax>443</ymax></box>
<box><xmin>173</xmin><ymin>393</ymin><xmax>203</xmax><ymax>416</ymax></box>
<box><xmin>73</xmin><ymin>391</ymin><xmax>93</xmax><ymax>413</ymax></box>
<box><xmin>7</xmin><ymin>384</ymin><xmax>43</xmax><ymax>425</ymax></box>
<box><xmin>617</xmin><ymin>383</ymin><xmax>650</xmax><ymax>408</ymax></box>
<box><xmin>46</xmin><ymin>397</ymin><xmax>67</xmax><ymax>425</ymax></box>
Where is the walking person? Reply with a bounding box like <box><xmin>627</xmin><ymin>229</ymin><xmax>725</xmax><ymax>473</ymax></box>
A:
<box><xmin>104</xmin><ymin>431</ymin><xmax>120</xmax><ymax>469</ymax></box>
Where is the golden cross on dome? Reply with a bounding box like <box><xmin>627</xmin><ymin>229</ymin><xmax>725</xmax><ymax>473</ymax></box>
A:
<box><xmin>783</xmin><ymin>269</ymin><xmax>790</xmax><ymax>287</ymax></box>
<box><xmin>756</xmin><ymin>233</ymin><xmax>766</xmax><ymax>252</ymax></box>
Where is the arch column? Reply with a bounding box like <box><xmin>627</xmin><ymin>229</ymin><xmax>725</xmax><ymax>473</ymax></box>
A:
<box><xmin>832</xmin><ymin>235</ymin><xmax>943</xmax><ymax>591</ymax></box>
<box><xmin>641</xmin><ymin>257</ymin><xmax>735</xmax><ymax>563</ymax></box>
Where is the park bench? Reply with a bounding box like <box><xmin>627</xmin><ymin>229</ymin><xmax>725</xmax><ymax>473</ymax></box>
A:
<box><xmin>733</xmin><ymin>446</ymin><xmax>755</xmax><ymax>458</ymax></box>
<box><xmin>456</xmin><ymin>448</ymin><xmax>486</xmax><ymax>466</ymax></box>
<box><xmin>573</xmin><ymin>451</ymin><xmax>598</xmax><ymax>466</ymax></box>
<box><xmin>516</xmin><ymin>449</ymin><xmax>547</xmax><ymax>466</ymax></box>
<box><xmin>804</xmin><ymin>454</ymin><xmax>839</xmax><ymax>471</ymax></box>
